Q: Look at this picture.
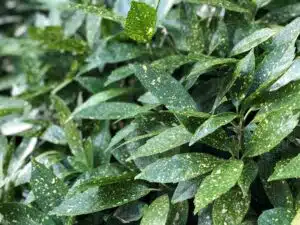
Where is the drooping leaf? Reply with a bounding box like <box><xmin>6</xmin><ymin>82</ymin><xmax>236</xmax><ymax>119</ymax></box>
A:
<box><xmin>135</xmin><ymin>153</ymin><xmax>223</xmax><ymax>183</ymax></box>
<box><xmin>114</xmin><ymin>201</ymin><xmax>146</xmax><ymax>223</ymax></box>
<box><xmin>50</xmin><ymin>182</ymin><xmax>151</xmax><ymax>216</ymax></box>
<box><xmin>230</xmin><ymin>28</ymin><xmax>276</xmax><ymax>56</ymax></box>
<box><xmin>141</xmin><ymin>195</ymin><xmax>170</xmax><ymax>225</ymax></box>
<box><xmin>133</xmin><ymin>64</ymin><xmax>197</xmax><ymax>111</ymax></box>
<box><xmin>190</xmin><ymin>112</ymin><xmax>237</xmax><ymax>146</ymax></box>
<box><xmin>238</xmin><ymin>160</ymin><xmax>258</xmax><ymax>196</ymax></box>
<box><xmin>262</xmin><ymin>3</ymin><xmax>300</xmax><ymax>24</ymax></box>
<box><xmin>125</xmin><ymin>1</ymin><xmax>157</xmax><ymax>43</ymax></box>
<box><xmin>212</xmin><ymin>187</ymin><xmax>250</xmax><ymax>225</ymax></box>
<box><xmin>194</xmin><ymin>160</ymin><xmax>244</xmax><ymax>213</ymax></box>
<box><xmin>258</xmin><ymin>208</ymin><xmax>294</xmax><ymax>225</ymax></box>
<box><xmin>31</xmin><ymin>161</ymin><xmax>68</xmax><ymax>212</ymax></box>
<box><xmin>0</xmin><ymin>203</ymin><xmax>56</xmax><ymax>225</ymax></box>
<box><xmin>127</xmin><ymin>125</ymin><xmax>191</xmax><ymax>160</ymax></box>
<box><xmin>68</xmin><ymin>2</ymin><xmax>125</xmax><ymax>24</ymax></box>
<box><xmin>244</xmin><ymin>109</ymin><xmax>299</xmax><ymax>157</ymax></box>
<box><xmin>186</xmin><ymin>0</ymin><xmax>249</xmax><ymax>13</ymax></box>
<box><xmin>269</xmin><ymin>154</ymin><xmax>300</xmax><ymax>181</ymax></box>
<box><xmin>71</xmin><ymin>102</ymin><xmax>158</xmax><ymax>120</ymax></box>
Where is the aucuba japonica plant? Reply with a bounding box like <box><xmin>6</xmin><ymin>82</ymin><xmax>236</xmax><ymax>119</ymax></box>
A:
<box><xmin>0</xmin><ymin>0</ymin><xmax>300</xmax><ymax>224</ymax></box>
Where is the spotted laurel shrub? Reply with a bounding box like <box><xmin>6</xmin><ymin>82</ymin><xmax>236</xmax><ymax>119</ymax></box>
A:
<box><xmin>0</xmin><ymin>0</ymin><xmax>300</xmax><ymax>224</ymax></box>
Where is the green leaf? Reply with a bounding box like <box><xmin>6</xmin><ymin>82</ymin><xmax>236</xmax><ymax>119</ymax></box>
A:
<box><xmin>292</xmin><ymin>209</ymin><xmax>300</xmax><ymax>225</ymax></box>
<box><xmin>127</xmin><ymin>125</ymin><xmax>191</xmax><ymax>160</ymax></box>
<box><xmin>71</xmin><ymin>102</ymin><xmax>158</xmax><ymax>120</ymax></box>
<box><xmin>86</xmin><ymin>13</ymin><xmax>101</xmax><ymax>48</ymax></box>
<box><xmin>31</xmin><ymin>161</ymin><xmax>68</xmax><ymax>212</ymax></box>
<box><xmin>0</xmin><ymin>97</ymin><xmax>29</xmax><ymax>117</ymax></box>
<box><xmin>28</xmin><ymin>26</ymin><xmax>87</xmax><ymax>54</ymax></box>
<box><xmin>186</xmin><ymin>0</ymin><xmax>249</xmax><ymax>13</ymax></box>
<box><xmin>198</xmin><ymin>206</ymin><xmax>213</xmax><ymax>225</ymax></box>
<box><xmin>41</xmin><ymin>125</ymin><xmax>67</xmax><ymax>145</ymax></box>
<box><xmin>269</xmin><ymin>154</ymin><xmax>300</xmax><ymax>181</ymax></box>
<box><xmin>0</xmin><ymin>135</ymin><xmax>8</xmax><ymax>178</ymax></box>
<box><xmin>212</xmin><ymin>187</ymin><xmax>250</xmax><ymax>225</ymax></box>
<box><xmin>238</xmin><ymin>160</ymin><xmax>258</xmax><ymax>196</ymax></box>
<box><xmin>190</xmin><ymin>113</ymin><xmax>237</xmax><ymax>146</ymax></box>
<box><xmin>230</xmin><ymin>50</ymin><xmax>255</xmax><ymax>107</ymax></box>
<box><xmin>114</xmin><ymin>201</ymin><xmax>146</xmax><ymax>223</ymax></box>
<box><xmin>0</xmin><ymin>203</ymin><xmax>56</xmax><ymax>225</ymax></box>
<box><xmin>208</xmin><ymin>20</ymin><xmax>229</xmax><ymax>56</ymax></box>
<box><xmin>258</xmin><ymin>208</ymin><xmax>294</xmax><ymax>225</ymax></box>
<box><xmin>135</xmin><ymin>153</ymin><xmax>223</xmax><ymax>183</ymax></box>
<box><xmin>244</xmin><ymin>109</ymin><xmax>299</xmax><ymax>157</ymax></box>
<box><xmin>270</xmin><ymin>57</ymin><xmax>300</xmax><ymax>91</ymax></box>
<box><xmin>69</xmin><ymin>2</ymin><xmax>125</xmax><ymax>24</ymax></box>
<box><xmin>166</xmin><ymin>201</ymin><xmax>189</xmax><ymax>225</ymax></box>
<box><xmin>69</xmin><ymin>164</ymin><xmax>136</xmax><ymax>193</ymax></box>
<box><xmin>230</xmin><ymin>28</ymin><xmax>275</xmax><ymax>56</ymax></box>
<box><xmin>75</xmin><ymin>76</ymin><xmax>105</xmax><ymax>94</ymax></box>
<box><xmin>64</xmin><ymin>11</ymin><xmax>86</xmax><ymax>37</ymax></box>
<box><xmin>105</xmin><ymin>64</ymin><xmax>136</xmax><ymax>87</ymax></box>
<box><xmin>194</xmin><ymin>160</ymin><xmax>244</xmax><ymax>213</ymax></box>
<box><xmin>134</xmin><ymin>64</ymin><xmax>197</xmax><ymax>111</ymax></box>
<box><xmin>50</xmin><ymin>182</ymin><xmax>150</xmax><ymax>216</ymax></box>
<box><xmin>185</xmin><ymin>57</ymin><xmax>237</xmax><ymax>89</ymax></box>
<box><xmin>125</xmin><ymin>1</ymin><xmax>157</xmax><ymax>43</ymax></box>
<box><xmin>141</xmin><ymin>195</ymin><xmax>170</xmax><ymax>225</ymax></box>
<box><xmin>172</xmin><ymin>178</ymin><xmax>202</xmax><ymax>204</ymax></box>
<box><xmin>51</xmin><ymin>95</ymin><xmax>87</xmax><ymax>164</ymax></box>
<box><xmin>70</xmin><ymin>88</ymin><xmax>137</xmax><ymax>119</ymax></box>
<box><xmin>262</xmin><ymin>3</ymin><xmax>300</xmax><ymax>24</ymax></box>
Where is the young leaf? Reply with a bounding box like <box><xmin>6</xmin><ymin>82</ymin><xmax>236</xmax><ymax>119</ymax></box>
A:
<box><xmin>238</xmin><ymin>160</ymin><xmax>258</xmax><ymax>196</ymax></box>
<box><xmin>190</xmin><ymin>112</ymin><xmax>237</xmax><ymax>146</ymax></box>
<box><xmin>0</xmin><ymin>203</ymin><xmax>56</xmax><ymax>225</ymax></box>
<box><xmin>230</xmin><ymin>28</ymin><xmax>276</xmax><ymax>56</ymax></box>
<box><xmin>230</xmin><ymin>50</ymin><xmax>255</xmax><ymax>107</ymax></box>
<box><xmin>194</xmin><ymin>160</ymin><xmax>244</xmax><ymax>213</ymax></box>
<box><xmin>71</xmin><ymin>102</ymin><xmax>158</xmax><ymax>120</ymax></box>
<box><xmin>258</xmin><ymin>208</ymin><xmax>294</xmax><ymax>225</ymax></box>
<box><xmin>212</xmin><ymin>187</ymin><xmax>250</xmax><ymax>225</ymax></box>
<box><xmin>68</xmin><ymin>2</ymin><xmax>125</xmax><ymax>24</ymax></box>
<box><xmin>141</xmin><ymin>195</ymin><xmax>170</xmax><ymax>225</ymax></box>
<box><xmin>244</xmin><ymin>110</ymin><xmax>299</xmax><ymax>157</ymax></box>
<box><xmin>125</xmin><ymin>1</ymin><xmax>157</xmax><ymax>43</ymax></box>
<box><xmin>134</xmin><ymin>64</ymin><xmax>197</xmax><ymax>111</ymax></box>
<box><xmin>135</xmin><ymin>153</ymin><xmax>223</xmax><ymax>183</ymax></box>
<box><xmin>127</xmin><ymin>125</ymin><xmax>191</xmax><ymax>160</ymax></box>
<box><xmin>50</xmin><ymin>182</ymin><xmax>151</xmax><ymax>216</ymax></box>
<box><xmin>31</xmin><ymin>161</ymin><xmax>68</xmax><ymax>212</ymax></box>
<box><xmin>186</xmin><ymin>0</ymin><xmax>249</xmax><ymax>13</ymax></box>
<box><xmin>269</xmin><ymin>154</ymin><xmax>300</xmax><ymax>181</ymax></box>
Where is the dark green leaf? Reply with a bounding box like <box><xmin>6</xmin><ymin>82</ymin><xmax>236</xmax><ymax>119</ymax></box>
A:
<box><xmin>238</xmin><ymin>160</ymin><xmax>258</xmax><ymax>196</ymax></box>
<box><xmin>194</xmin><ymin>160</ymin><xmax>244</xmax><ymax>213</ymax></box>
<box><xmin>172</xmin><ymin>178</ymin><xmax>202</xmax><ymax>204</ymax></box>
<box><xmin>186</xmin><ymin>0</ymin><xmax>249</xmax><ymax>13</ymax></box>
<box><xmin>0</xmin><ymin>203</ymin><xmax>56</xmax><ymax>225</ymax></box>
<box><xmin>135</xmin><ymin>153</ymin><xmax>223</xmax><ymax>183</ymax></box>
<box><xmin>244</xmin><ymin>109</ymin><xmax>299</xmax><ymax>157</ymax></box>
<box><xmin>50</xmin><ymin>182</ymin><xmax>151</xmax><ymax>216</ymax></box>
<box><xmin>31</xmin><ymin>161</ymin><xmax>68</xmax><ymax>212</ymax></box>
<box><xmin>258</xmin><ymin>208</ymin><xmax>294</xmax><ymax>225</ymax></box>
<box><xmin>230</xmin><ymin>28</ymin><xmax>275</xmax><ymax>56</ymax></box>
<box><xmin>212</xmin><ymin>187</ymin><xmax>250</xmax><ymax>225</ymax></box>
<box><xmin>166</xmin><ymin>201</ymin><xmax>189</xmax><ymax>225</ymax></box>
<box><xmin>190</xmin><ymin>112</ymin><xmax>237</xmax><ymax>146</ymax></box>
<box><xmin>105</xmin><ymin>64</ymin><xmax>136</xmax><ymax>87</ymax></box>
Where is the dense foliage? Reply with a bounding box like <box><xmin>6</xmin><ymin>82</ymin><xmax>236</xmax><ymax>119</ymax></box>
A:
<box><xmin>1</xmin><ymin>0</ymin><xmax>300</xmax><ymax>224</ymax></box>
